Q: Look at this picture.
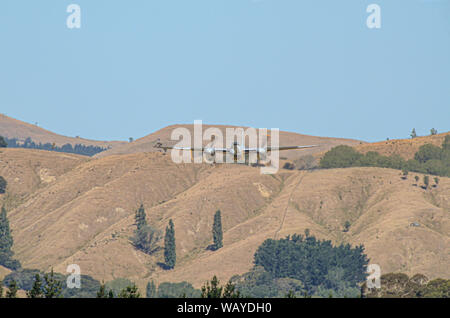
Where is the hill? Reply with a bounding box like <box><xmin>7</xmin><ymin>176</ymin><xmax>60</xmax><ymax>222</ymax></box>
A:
<box><xmin>353</xmin><ymin>132</ymin><xmax>450</xmax><ymax>160</ymax></box>
<box><xmin>94</xmin><ymin>124</ymin><xmax>363</xmax><ymax>160</ymax></box>
<box><xmin>1</xmin><ymin>149</ymin><xmax>448</xmax><ymax>290</ymax></box>
<box><xmin>0</xmin><ymin>114</ymin><xmax>126</xmax><ymax>149</ymax></box>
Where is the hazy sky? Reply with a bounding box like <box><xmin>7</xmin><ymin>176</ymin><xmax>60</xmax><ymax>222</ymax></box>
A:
<box><xmin>0</xmin><ymin>0</ymin><xmax>449</xmax><ymax>142</ymax></box>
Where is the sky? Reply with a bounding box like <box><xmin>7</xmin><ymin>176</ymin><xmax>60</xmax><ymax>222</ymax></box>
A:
<box><xmin>0</xmin><ymin>0</ymin><xmax>449</xmax><ymax>142</ymax></box>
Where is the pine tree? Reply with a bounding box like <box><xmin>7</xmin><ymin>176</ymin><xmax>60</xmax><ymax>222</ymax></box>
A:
<box><xmin>212</xmin><ymin>210</ymin><xmax>223</xmax><ymax>250</ymax></box>
<box><xmin>146</xmin><ymin>280</ymin><xmax>157</xmax><ymax>298</ymax></box>
<box><xmin>118</xmin><ymin>284</ymin><xmax>140</xmax><ymax>298</ymax></box>
<box><xmin>164</xmin><ymin>219</ymin><xmax>176</xmax><ymax>269</ymax></box>
<box><xmin>201</xmin><ymin>275</ymin><xmax>222</xmax><ymax>298</ymax></box>
<box><xmin>132</xmin><ymin>204</ymin><xmax>162</xmax><ymax>255</ymax></box>
<box><xmin>0</xmin><ymin>206</ymin><xmax>20</xmax><ymax>270</ymax></box>
<box><xmin>6</xmin><ymin>280</ymin><xmax>17</xmax><ymax>298</ymax></box>
<box><xmin>0</xmin><ymin>176</ymin><xmax>6</xmax><ymax>194</ymax></box>
<box><xmin>108</xmin><ymin>289</ymin><xmax>115</xmax><ymax>298</ymax></box>
<box><xmin>222</xmin><ymin>280</ymin><xmax>240</xmax><ymax>298</ymax></box>
<box><xmin>0</xmin><ymin>136</ymin><xmax>6</xmax><ymax>148</ymax></box>
<box><xmin>27</xmin><ymin>274</ymin><xmax>43</xmax><ymax>298</ymax></box>
<box><xmin>97</xmin><ymin>281</ymin><xmax>108</xmax><ymax>298</ymax></box>
<box><xmin>135</xmin><ymin>204</ymin><xmax>147</xmax><ymax>231</ymax></box>
<box><xmin>43</xmin><ymin>268</ymin><xmax>62</xmax><ymax>298</ymax></box>
<box><xmin>423</xmin><ymin>175</ymin><xmax>430</xmax><ymax>189</ymax></box>
<box><xmin>410</xmin><ymin>128</ymin><xmax>417</xmax><ymax>139</ymax></box>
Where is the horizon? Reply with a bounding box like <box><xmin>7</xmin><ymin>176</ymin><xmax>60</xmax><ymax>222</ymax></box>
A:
<box><xmin>1</xmin><ymin>1</ymin><xmax>449</xmax><ymax>142</ymax></box>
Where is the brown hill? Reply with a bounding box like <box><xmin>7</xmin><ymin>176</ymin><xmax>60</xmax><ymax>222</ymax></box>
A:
<box><xmin>94</xmin><ymin>124</ymin><xmax>363</xmax><ymax>160</ymax></box>
<box><xmin>353</xmin><ymin>132</ymin><xmax>450</xmax><ymax>160</ymax></box>
<box><xmin>1</xmin><ymin>148</ymin><xmax>448</xmax><ymax>291</ymax></box>
<box><xmin>0</xmin><ymin>114</ymin><xmax>126</xmax><ymax>148</ymax></box>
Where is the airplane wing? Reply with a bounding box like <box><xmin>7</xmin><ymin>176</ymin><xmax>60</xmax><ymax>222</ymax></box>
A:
<box><xmin>266</xmin><ymin>145</ymin><xmax>318</xmax><ymax>152</ymax></box>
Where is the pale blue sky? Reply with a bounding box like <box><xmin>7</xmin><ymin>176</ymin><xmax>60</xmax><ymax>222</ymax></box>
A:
<box><xmin>0</xmin><ymin>0</ymin><xmax>449</xmax><ymax>142</ymax></box>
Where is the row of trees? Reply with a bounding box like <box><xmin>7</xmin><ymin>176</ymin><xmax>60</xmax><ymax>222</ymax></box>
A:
<box><xmin>410</xmin><ymin>128</ymin><xmax>439</xmax><ymax>138</ymax></box>
<box><xmin>320</xmin><ymin>135</ymin><xmax>450</xmax><ymax>177</ymax></box>
<box><xmin>2</xmin><ymin>136</ymin><xmax>107</xmax><ymax>157</ymax></box>
<box><xmin>131</xmin><ymin>205</ymin><xmax>224</xmax><ymax>269</ymax></box>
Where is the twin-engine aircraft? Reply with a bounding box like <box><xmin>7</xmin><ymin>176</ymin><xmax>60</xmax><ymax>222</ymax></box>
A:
<box><xmin>154</xmin><ymin>135</ymin><xmax>318</xmax><ymax>164</ymax></box>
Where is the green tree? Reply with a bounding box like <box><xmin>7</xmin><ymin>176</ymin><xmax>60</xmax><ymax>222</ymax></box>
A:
<box><xmin>423</xmin><ymin>175</ymin><xmax>430</xmax><ymax>189</ymax></box>
<box><xmin>131</xmin><ymin>204</ymin><xmax>162</xmax><ymax>255</ymax></box>
<box><xmin>118</xmin><ymin>284</ymin><xmax>140</xmax><ymax>298</ymax></box>
<box><xmin>201</xmin><ymin>276</ymin><xmax>222</xmax><ymax>298</ymax></box>
<box><xmin>411</xmin><ymin>128</ymin><xmax>417</xmax><ymax>139</ymax></box>
<box><xmin>43</xmin><ymin>268</ymin><xmax>62</xmax><ymax>298</ymax></box>
<box><xmin>319</xmin><ymin>145</ymin><xmax>363</xmax><ymax>169</ymax></box>
<box><xmin>212</xmin><ymin>210</ymin><xmax>223</xmax><ymax>250</ymax></box>
<box><xmin>222</xmin><ymin>280</ymin><xmax>241</xmax><ymax>298</ymax></box>
<box><xmin>0</xmin><ymin>279</ymin><xmax>3</xmax><ymax>298</ymax></box>
<box><xmin>164</xmin><ymin>219</ymin><xmax>176</xmax><ymax>269</ymax></box>
<box><xmin>27</xmin><ymin>274</ymin><xmax>43</xmax><ymax>298</ymax></box>
<box><xmin>97</xmin><ymin>282</ymin><xmax>108</xmax><ymax>298</ymax></box>
<box><xmin>0</xmin><ymin>176</ymin><xmax>6</xmax><ymax>194</ymax></box>
<box><xmin>434</xmin><ymin>177</ymin><xmax>439</xmax><ymax>187</ymax></box>
<box><xmin>6</xmin><ymin>280</ymin><xmax>17</xmax><ymax>298</ymax></box>
<box><xmin>402</xmin><ymin>168</ymin><xmax>409</xmax><ymax>179</ymax></box>
<box><xmin>415</xmin><ymin>175</ymin><xmax>419</xmax><ymax>183</ymax></box>
<box><xmin>430</xmin><ymin>128</ymin><xmax>438</xmax><ymax>135</ymax></box>
<box><xmin>0</xmin><ymin>206</ymin><xmax>20</xmax><ymax>270</ymax></box>
<box><xmin>0</xmin><ymin>136</ymin><xmax>6</xmax><ymax>148</ymax></box>
<box><xmin>414</xmin><ymin>144</ymin><xmax>442</xmax><ymax>164</ymax></box>
<box><xmin>146</xmin><ymin>280</ymin><xmax>157</xmax><ymax>298</ymax></box>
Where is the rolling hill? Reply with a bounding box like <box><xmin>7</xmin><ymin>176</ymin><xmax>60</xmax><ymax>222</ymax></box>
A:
<box><xmin>0</xmin><ymin>144</ymin><xmax>448</xmax><ymax>291</ymax></box>
<box><xmin>0</xmin><ymin>114</ymin><xmax>126</xmax><ymax>149</ymax></box>
<box><xmin>94</xmin><ymin>124</ymin><xmax>364</xmax><ymax>160</ymax></box>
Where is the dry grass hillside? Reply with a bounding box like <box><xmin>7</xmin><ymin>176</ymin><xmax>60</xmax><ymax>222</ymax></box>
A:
<box><xmin>353</xmin><ymin>132</ymin><xmax>450</xmax><ymax>160</ymax></box>
<box><xmin>0</xmin><ymin>114</ymin><xmax>126</xmax><ymax>148</ymax></box>
<box><xmin>95</xmin><ymin>124</ymin><xmax>363</xmax><ymax>160</ymax></box>
<box><xmin>1</xmin><ymin>147</ymin><xmax>448</xmax><ymax>291</ymax></box>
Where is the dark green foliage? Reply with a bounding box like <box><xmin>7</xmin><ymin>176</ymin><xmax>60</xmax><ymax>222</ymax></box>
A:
<box><xmin>0</xmin><ymin>279</ymin><xmax>3</xmax><ymax>297</ymax></box>
<box><xmin>319</xmin><ymin>145</ymin><xmax>363</xmax><ymax>169</ymax></box>
<box><xmin>423</xmin><ymin>175</ymin><xmax>429</xmax><ymax>189</ymax></box>
<box><xmin>164</xmin><ymin>219</ymin><xmax>176</xmax><ymax>269</ymax></box>
<box><xmin>0</xmin><ymin>136</ymin><xmax>7</xmax><ymax>148</ymax></box>
<box><xmin>118</xmin><ymin>284</ymin><xmax>140</xmax><ymax>298</ymax></box>
<box><xmin>131</xmin><ymin>204</ymin><xmax>162</xmax><ymax>255</ymax></box>
<box><xmin>6</xmin><ymin>279</ymin><xmax>18</xmax><ymax>298</ymax></box>
<box><xmin>0</xmin><ymin>176</ymin><xmax>6</xmax><ymax>194</ymax></box>
<box><xmin>27</xmin><ymin>274</ymin><xmax>44</xmax><ymax>298</ymax></box>
<box><xmin>157</xmin><ymin>281</ymin><xmax>201</xmax><ymax>298</ymax></box>
<box><xmin>146</xmin><ymin>280</ymin><xmax>157</xmax><ymax>298</ymax></box>
<box><xmin>43</xmin><ymin>269</ymin><xmax>63</xmax><ymax>298</ymax></box>
<box><xmin>363</xmin><ymin>273</ymin><xmax>449</xmax><ymax>298</ymax></box>
<box><xmin>3</xmin><ymin>137</ymin><xmax>107</xmax><ymax>157</ymax></box>
<box><xmin>231</xmin><ymin>266</ymin><xmax>307</xmax><ymax>298</ymax></box>
<box><xmin>3</xmin><ymin>268</ymin><xmax>101</xmax><ymax>298</ymax></box>
<box><xmin>201</xmin><ymin>276</ymin><xmax>240</xmax><ymax>298</ymax></box>
<box><xmin>0</xmin><ymin>206</ymin><xmax>21</xmax><ymax>270</ymax></box>
<box><xmin>253</xmin><ymin>234</ymin><xmax>369</xmax><ymax>295</ymax></box>
<box><xmin>212</xmin><ymin>210</ymin><xmax>223</xmax><ymax>250</ymax></box>
<box><xmin>414</xmin><ymin>144</ymin><xmax>442</xmax><ymax>163</ymax></box>
<box><xmin>411</xmin><ymin>128</ymin><xmax>417</xmax><ymax>139</ymax></box>
<box><xmin>105</xmin><ymin>278</ymin><xmax>133</xmax><ymax>296</ymax></box>
<box><xmin>319</xmin><ymin>138</ymin><xmax>450</xmax><ymax>178</ymax></box>
<box><xmin>430</xmin><ymin>128</ymin><xmax>438</xmax><ymax>136</ymax></box>
<box><xmin>97</xmin><ymin>281</ymin><xmax>114</xmax><ymax>298</ymax></box>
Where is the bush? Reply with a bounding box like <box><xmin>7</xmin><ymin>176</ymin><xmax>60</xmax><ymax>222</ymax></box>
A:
<box><xmin>0</xmin><ymin>136</ymin><xmax>6</xmax><ymax>148</ymax></box>
<box><xmin>157</xmin><ymin>281</ymin><xmax>201</xmax><ymax>298</ymax></box>
<box><xmin>414</xmin><ymin>144</ymin><xmax>442</xmax><ymax>163</ymax></box>
<box><xmin>253</xmin><ymin>234</ymin><xmax>369</xmax><ymax>295</ymax></box>
<box><xmin>319</xmin><ymin>146</ymin><xmax>363</xmax><ymax>169</ymax></box>
<box><xmin>0</xmin><ymin>176</ymin><xmax>6</xmax><ymax>194</ymax></box>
